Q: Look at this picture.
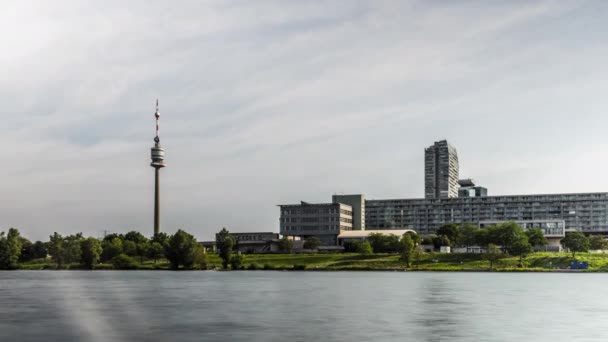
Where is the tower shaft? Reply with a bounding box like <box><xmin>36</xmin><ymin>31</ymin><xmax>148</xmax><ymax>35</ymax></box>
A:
<box><xmin>154</xmin><ymin>167</ymin><xmax>160</xmax><ymax>236</ymax></box>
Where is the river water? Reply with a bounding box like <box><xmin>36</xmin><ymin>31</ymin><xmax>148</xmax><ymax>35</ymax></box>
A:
<box><xmin>0</xmin><ymin>271</ymin><xmax>607</xmax><ymax>341</ymax></box>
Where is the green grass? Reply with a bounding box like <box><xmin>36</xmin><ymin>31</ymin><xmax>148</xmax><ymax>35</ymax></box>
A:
<box><xmin>15</xmin><ymin>252</ymin><xmax>608</xmax><ymax>271</ymax></box>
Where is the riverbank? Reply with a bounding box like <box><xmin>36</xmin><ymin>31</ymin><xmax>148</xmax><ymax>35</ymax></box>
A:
<box><xmin>15</xmin><ymin>252</ymin><xmax>608</xmax><ymax>271</ymax></box>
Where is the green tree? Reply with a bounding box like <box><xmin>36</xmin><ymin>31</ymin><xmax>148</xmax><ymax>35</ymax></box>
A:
<box><xmin>510</xmin><ymin>234</ymin><xmax>533</xmax><ymax>264</ymax></box>
<box><xmin>525</xmin><ymin>228</ymin><xmax>548</xmax><ymax>248</ymax></box>
<box><xmin>193</xmin><ymin>246</ymin><xmax>208</xmax><ymax>270</ymax></box>
<box><xmin>457</xmin><ymin>223</ymin><xmax>479</xmax><ymax>246</ymax></box>
<box><xmin>136</xmin><ymin>241</ymin><xmax>149</xmax><ymax>264</ymax></box>
<box><xmin>63</xmin><ymin>233</ymin><xmax>84</xmax><ymax>265</ymax></box>
<box><xmin>0</xmin><ymin>228</ymin><xmax>23</xmax><ymax>270</ymax></box>
<box><xmin>437</xmin><ymin>224</ymin><xmax>460</xmax><ymax>244</ymax></box>
<box><xmin>367</xmin><ymin>233</ymin><xmax>401</xmax><ymax>253</ymax></box>
<box><xmin>216</xmin><ymin>228</ymin><xmax>235</xmax><ymax>269</ymax></box>
<box><xmin>400</xmin><ymin>234</ymin><xmax>415</xmax><ymax>267</ymax></box>
<box><xmin>561</xmin><ymin>231</ymin><xmax>590</xmax><ymax>257</ymax></box>
<box><xmin>147</xmin><ymin>242</ymin><xmax>164</xmax><ymax>264</ymax></box>
<box><xmin>432</xmin><ymin>235</ymin><xmax>451</xmax><ymax>249</ymax></box>
<box><xmin>21</xmin><ymin>240</ymin><xmax>48</xmax><ymax>262</ymax></box>
<box><xmin>80</xmin><ymin>237</ymin><xmax>102</xmax><ymax>269</ymax></box>
<box><xmin>124</xmin><ymin>231</ymin><xmax>147</xmax><ymax>245</ymax></box>
<box><xmin>112</xmin><ymin>254</ymin><xmax>138</xmax><ymax>270</ymax></box>
<box><xmin>278</xmin><ymin>236</ymin><xmax>293</xmax><ymax>253</ymax></box>
<box><xmin>589</xmin><ymin>235</ymin><xmax>608</xmax><ymax>251</ymax></box>
<box><xmin>230</xmin><ymin>254</ymin><xmax>244</xmax><ymax>270</ymax></box>
<box><xmin>303</xmin><ymin>237</ymin><xmax>321</xmax><ymax>250</ymax></box>
<box><xmin>482</xmin><ymin>243</ymin><xmax>504</xmax><ymax>269</ymax></box>
<box><xmin>165</xmin><ymin>229</ymin><xmax>198</xmax><ymax>269</ymax></box>
<box><xmin>48</xmin><ymin>232</ymin><xmax>64</xmax><ymax>268</ymax></box>
<box><xmin>122</xmin><ymin>240</ymin><xmax>137</xmax><ymax>257</ymax></box>
<box><xmin>101</xmin><ymin>237</ymin><xmax>123</xmax><ymax>262</ymax></box>
<box><xmin>343</xmin><ymin>240</ymin><xmax>373</xmax><ymax>254</ymax></box>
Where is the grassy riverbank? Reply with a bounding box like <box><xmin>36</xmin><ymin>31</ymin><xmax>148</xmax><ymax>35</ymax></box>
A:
<box><xmin>16</xmin><ymin>252</ymin><xmax>608</xmax><ymax>271</ymax></box>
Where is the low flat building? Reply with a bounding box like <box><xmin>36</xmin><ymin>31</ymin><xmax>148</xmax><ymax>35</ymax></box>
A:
<box><xmin>211</xmin><ymin>232</ymin><xmax>281</xmax><ymax>254</ymax></box>
<box><xmin>279</xmin><ymin>201</ymin><xmax>353</xmax><ymax>246</ymax></box>
<box><xmin>337</xmin><ymin>229</ymin><xmax>415</xmax><ymax>245</ymax></box>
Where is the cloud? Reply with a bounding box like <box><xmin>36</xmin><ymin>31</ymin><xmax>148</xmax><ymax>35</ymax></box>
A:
<box><xmin>1</xmin><ymin>1</ymin><xmax>607</xmax><ymax>240</ymax></box>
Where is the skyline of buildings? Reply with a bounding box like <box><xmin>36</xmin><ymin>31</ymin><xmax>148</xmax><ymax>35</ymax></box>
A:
<box><xmin>279</xmin><ymin>139</ymin><xmax>608</xmax><ymax>245</ymax></box>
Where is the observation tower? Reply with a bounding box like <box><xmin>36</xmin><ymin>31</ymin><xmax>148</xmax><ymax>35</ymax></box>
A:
<box><xmin>150</xmin><ymin>100</ymin><xmax>166</xmax><ymax>236</ymax></box>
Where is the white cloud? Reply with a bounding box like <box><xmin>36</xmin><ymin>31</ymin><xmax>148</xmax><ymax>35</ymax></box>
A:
<box><xmin>1</xmin><ymin>1</ymin><xmax>607</xmax><ymax>240</ymax></box>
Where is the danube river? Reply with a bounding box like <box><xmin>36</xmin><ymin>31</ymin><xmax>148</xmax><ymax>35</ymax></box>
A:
<box><xmin>1</xmin><ymin>271</ymin><xmax>607</xmax><ymax>341</ymax></box>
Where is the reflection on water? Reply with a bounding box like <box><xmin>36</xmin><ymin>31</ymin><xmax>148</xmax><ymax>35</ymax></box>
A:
<box><xmin>1</xmin><ymin>271</ymin><xmax>608</xmax><ymax>342</ymax></box>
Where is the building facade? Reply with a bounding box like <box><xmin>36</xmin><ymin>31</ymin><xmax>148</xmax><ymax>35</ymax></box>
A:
<box><xmin>366</xmin><ymin>193</ymin><xmax>608</xmax><ymax>235</ymax></box>
<box><xmin>279</xmin><ymin>201</ymin><xmax>353</xmax><ymax>245</ymax></box>
<box><xmin>332</xmin><ymin>194</ymin><xmax>365</xmax><ymax>230</ymax></box>
<box><xmin>458</xmin><ymin>179</ymin><xmax>488</xmax><ymax>198</ymax></box>
<box><xmin>425</xmin><ymin>140</ymin><xmax>459</xmax><ymax>199</ymax></box>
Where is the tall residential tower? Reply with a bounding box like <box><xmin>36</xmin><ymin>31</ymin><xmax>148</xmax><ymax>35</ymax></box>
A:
<box><xmin>424</xmin><ymin>140</ymin><xmax>459</xmax><ymax>199</ymax></box>
<box><xmin>150</xmin><ymin>100</ymin><xmax>166</xmax><ymax>236</ymax></box>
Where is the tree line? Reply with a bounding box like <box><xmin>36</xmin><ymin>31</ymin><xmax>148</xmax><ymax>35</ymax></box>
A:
<box><xmin>0</xmin><ymin>228</ymin><xmax>207</xmax><ymax>270</ymax></box>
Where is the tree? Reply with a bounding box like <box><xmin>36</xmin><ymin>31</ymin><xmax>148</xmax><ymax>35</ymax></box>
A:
<box><xmin>437</xmin><ymin>224</ymin><xmax>460</xmax><ymax>244</ymax></box>
<box><xmin>164</xmin><ymin>229</ymin><xmax>198</xmax><ymax>269</ymax></box>
<box><xmin>401</xmin><ymin>234</ymin><xmax>415</xmax><ymax>267</ymax></box>
<box><xmin>510</xmin><ymin>234</ymin><xmax>533</xmax><ymax>264</ymax></box>
<box><xmin>589</xmin><ymin>235</ymin><xmax>608</xmax><ymax>251</ymax></box>
<box><xmin>482</xmin><ymin>243</ymin><xmax>503</xmax><ymax>269</ymax></box>
<box><xmin>124</xmin><ymin>231</ymin><xmax>147</xmax><ymax>245</ymax></box>
<box><xmin>457</xmin><ymin>223</ymin><xmax>479</xmax><ymax>246</ymax></box>
<box><xmin>525</xmin><ymin>228</ymin><xmax>548</xmax><ymax>248</ymax></box>
<box><xmin>432</xmin><ymin>235</ymin><xmax>451</xmax><ymax>249</ymax></box>
<box><xmin>278</xmin><ymin>236</ymin><xmax>293</xmax><ymax>253</ymax></box>
<box><xmin>216</xmin><ymin>228</ymin><xmax>235</xmax><ymax>269</ymax></box>
<box><xmin>0</xmin><ymin>228</ymin><xmax>23</xmax><ymax>270</ymax></box>
<box><xmin>303</xmin><ymin>237</ymin><xmax>321</xmax><ymax>250</ymax></box>
<box><xmin>63</xmin><ymin>234</ymin><xmax>84</xmax><ymax>265</ymax></box>
<box><xmin>561</xmin><ymin>231</ymin><xmax>590</xmax><ymax>257</ymax></box>
<box><xmin>101</xmin><ymin>237</ymin><xmax>123</xmax><ymax>262</ymax></box>
<box><xmin>48</xmin><ymin>232</ymin><xmax>64</xmax><ymax>268</ymax></box>
<box><xmin>193</xmin><ymin>246</ymin><xmax>208</xmax><ymax>270</ymax></box>
<box><xmin>147</xmin><ymin>242</ymin><xmax>164</xmax><ymax>264</ymax></box>
<box><xmin>136</xmin><ymin>241</ymin><xmax>149</xmax><ymax>264</ymax></box>
<box><xmin>21</xmin><ymin>241</ymin><xmax>47</xmax><ymax>262</ymax></box>
<box><xmin>230</xmin><ymin>254</ymin><xmax>244</xmax><ymax>270</ymax></box>
<box><xmin>488</xmin><ymin>222</ymin><xmax>525</xmax><ymax>251</ymax></box>
<box><xmin>122</xmin><ymin>240</ymin><xmax>137</xmax><ymax>257</ymax></box>
<box><xmin>343</xmin><ymin>240</ymin><xmax>373</xmax><ymax>254</ymax></box>
<box><xmin>80</xmin><ymin>237</ymin><xmax>102</xmax><ymax>269</ymax></box>
<box><xmin>112</xmin><ymin>254</ymin><xmax>138</xmax><ymax>270</ymax></box>
<box><xmin>367</xmin><ymin>233</ymin><xmax>401</xmax><ymax>253</ymax></box>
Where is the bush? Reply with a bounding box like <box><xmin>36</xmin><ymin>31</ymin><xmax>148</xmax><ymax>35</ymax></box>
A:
<box><xmin>111</xmin><ymin>254</ymin><xmax>138</xmax><ymax>270</ymax></box>
<box><xmin>343</xmin><ymin>240</ymin><xmax>373</xmax><ymax>254</ymax></box>
<box><xmin>230</xmin><ymin>254</ymin><xmax>244</xmax><ymax>270</ymax></box>
<box><xmin>263</xmin><ymin>263</ymin><xmax>274</xmax><ymax>270</ymax></box>
<box><xmin>292</xmin><ymin>264</ymin><xmax>306</xmax><ymax>270</ymax></box>
<box><xmin>247</xmin><ymin>263</ymin><xmax>260</xmax><ymax>270</ymax></box>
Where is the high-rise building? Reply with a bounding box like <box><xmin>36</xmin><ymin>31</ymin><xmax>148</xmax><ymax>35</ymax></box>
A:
<box><xmin>425</xmin><ymin>140</ymin><xmax>459</xmax><ymax>199</ymax></box>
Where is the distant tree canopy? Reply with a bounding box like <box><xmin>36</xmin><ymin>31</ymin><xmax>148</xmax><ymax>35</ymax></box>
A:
<box><xmin>278</xmin><ymin>236</ymin><xmax>293</xmax><ymax>253</ymax></box>
<box><xmin>80</xmin><ymin>237</ymin><xmax>102</xmax><ymax>269</ymax></box>
<box><xmin>303</xmin><ymin>237</ymin><xmax>321</xmax><ymax>250</ymax></box>
<box><xmin>164</xmin><ymin>229</ymin><xmax>198</xmax><ymax>270</ymax></box>
<box><xmin>589</xmin><ymin>235</ymin><xmax>608</xmax><ymax>251</ymax></box>
<box><xmin>343</xmin><ymin>240</ymin><xmax>373</xmax><ymax>254</ymax></box>
<box><xmin>0</xmin><ymin>228</ymin><xmax>23</xmax><ymax>270</ymax></box>
<box><xmin>525</xmin><ymin>228</ymin><xmax>548</xmax><ymax>247</ymax></box>
<box><xmin>367</xmin><ymin>233</ymin><xmax>401</xmax><ymax>253</ymax></box>
<box><xmin>400</xmin><ymin>234</ymin><xmax>415</xmax><ymax>267</ymax></box>
<box><xmin>561</xmin><ymin>231</ymin><xmax>590</xmax><ymax>257</ymax></box>
<box><xmin>216</xmin><ymin>228</ymin><xmax>235</xmax><ymax>269</ymax></box>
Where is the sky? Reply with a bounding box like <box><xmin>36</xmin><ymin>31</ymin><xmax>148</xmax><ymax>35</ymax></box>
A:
<box><xmin>2</xmin><ymin>0</ymin><xmax>608</xmax><ymax>241</ymax></box>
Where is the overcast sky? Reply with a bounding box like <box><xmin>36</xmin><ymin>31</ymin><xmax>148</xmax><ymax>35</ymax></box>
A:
<box><xmin>2</xmin><ymin>1</ymin><xmax>608</xmax><ymax>241</ymax></box>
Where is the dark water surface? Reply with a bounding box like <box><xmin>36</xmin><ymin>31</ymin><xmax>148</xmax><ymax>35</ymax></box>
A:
<box><xmin>1</xmin><ymin>271</ymin><xmax>607</xmax><ymax>341</ymax></box>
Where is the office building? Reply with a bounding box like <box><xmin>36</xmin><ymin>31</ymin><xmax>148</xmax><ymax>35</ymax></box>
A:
<box><xmin>332</xmin><ymin>194</ymin><xmax>365</xmax><ymax>230</ymax></box>
<box><xmin>279</xmin><ymin>201</ymin><xmax>353</xmax><ymax>245</ymax></box>
<box><xmin>425</xmin><ymin>140</ymin><xmax>459</xmax><ymax>199</ymax></box>
<box><xmin>366</xmin><ymin>193</ymin><xmax>608</xmax><ymax>235</ymax></box>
